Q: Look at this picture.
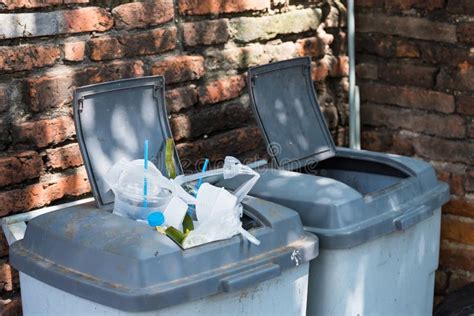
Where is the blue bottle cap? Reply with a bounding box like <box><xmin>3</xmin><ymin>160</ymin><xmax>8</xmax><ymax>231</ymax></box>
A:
<box><xmin>147</xmin><ymin>212</ymin><xmax>165</xmax><ymax>227</ymax></box>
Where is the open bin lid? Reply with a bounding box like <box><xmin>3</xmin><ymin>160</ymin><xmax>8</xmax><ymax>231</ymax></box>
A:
<box><xmin>73</xmin><ymin>76</ymin><xmax>182</xmax><ymax>209</ymax></box>
<box><xmin>248</xmin><ymin>57</ymin><xmax>336</xmax><ymax>171</ymax></box>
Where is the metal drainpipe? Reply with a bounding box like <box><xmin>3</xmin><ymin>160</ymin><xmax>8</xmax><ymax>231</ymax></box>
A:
<box><xmin>347</xmin><ymin>0</ymin><xmax>361</xmax><ymax>150</ymax></box>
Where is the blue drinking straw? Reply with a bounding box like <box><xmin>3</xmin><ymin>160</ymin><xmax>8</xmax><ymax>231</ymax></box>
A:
<box><xmin>143</xmin><ymin>140</ymin><xmax>149</xmax><ymax>208</ymax></box>
<box><xmin>194</xmin><ymin>158</ymin><xmax>209</xmax><ymax>197</ymax></box>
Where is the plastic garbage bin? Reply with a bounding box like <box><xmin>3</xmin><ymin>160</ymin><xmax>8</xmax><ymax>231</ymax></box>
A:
<box><xmin>219</xmin><ymin>58</ymin><xmax>450</xmax><ymax>316</ymax></box>
<box><xmin>8</xmin><ymin>76</ymin><xmax>318</xmax><ymax>315</ymax></box>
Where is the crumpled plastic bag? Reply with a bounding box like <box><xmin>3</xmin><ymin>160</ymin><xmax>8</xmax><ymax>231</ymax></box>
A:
<box><xmin>179</xmin><ymin>157</ymin><xmax>261</xmax><ymax>248</ymax></box>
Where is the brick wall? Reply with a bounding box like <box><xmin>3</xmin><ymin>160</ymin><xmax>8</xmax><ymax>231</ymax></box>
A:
<box><xmin>0</xmin><ymin>0</ymin><xmax>348</xmax><ymax>313</ymax></box>
<box><xmin>355</xmin><ymin>0</ymin><xmax>474</xmax><ymax>306</ymax></box>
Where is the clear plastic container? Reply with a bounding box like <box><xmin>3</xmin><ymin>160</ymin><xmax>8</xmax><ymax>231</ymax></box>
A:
<box><xmin>108</xmin><ymin>160</ymin><xmax>172</xmax><ymax>220</ymax></box>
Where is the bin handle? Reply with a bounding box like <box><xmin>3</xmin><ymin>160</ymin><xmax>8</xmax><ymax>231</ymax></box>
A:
<box><xmin>393</xmin><ymin>205</ymin><xmax>433</xmax><ymax>231</ymax></box>
<box><xmin>220</xmin><ymin>263</ymin><xmax>281</xmax><ymax>293</ymax></box>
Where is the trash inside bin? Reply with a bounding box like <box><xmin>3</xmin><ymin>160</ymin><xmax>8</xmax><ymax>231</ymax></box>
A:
<box><xmin>219</xmin><ymin>58</ymin><xmax>450</xmax><ymax>316</ymax></box>
<box><xmin>9</xmin><ymin>76</ymin><xmax>318</xmax><ymax>315</ymax></box>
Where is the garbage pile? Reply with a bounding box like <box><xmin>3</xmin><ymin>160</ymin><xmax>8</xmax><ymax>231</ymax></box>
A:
<box><xmin>104</xmin><ymin>147</ymin><xmax>261</xmax><ymax>249</ymax></box>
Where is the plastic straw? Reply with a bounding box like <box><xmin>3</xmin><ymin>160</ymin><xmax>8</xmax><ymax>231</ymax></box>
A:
<box><xmin>195</xmin><ymin>158</ymin><xmax>209</xmax><ymax>197</ymax></box>
<box><xmin>143</xmin><ymin>140</ymin><xmax>149</xmax><ymax>208</ymax></box>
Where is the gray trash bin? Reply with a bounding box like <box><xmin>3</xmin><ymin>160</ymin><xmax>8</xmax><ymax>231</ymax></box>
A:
<box><xmin>219</xmin><ymin>58</ymin><xmax>450</xmax><ymax>316</ymax></box>
<box><xmin>9</xmin><ymin>76</ymin><xmax>318</xmax><ymax>315</ymax></box>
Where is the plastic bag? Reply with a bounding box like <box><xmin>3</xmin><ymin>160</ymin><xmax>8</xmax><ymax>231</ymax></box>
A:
<box><xmin>178</xmin><ymin>157</ymin><xmax>261</xmax><ymax>248</ymax></box>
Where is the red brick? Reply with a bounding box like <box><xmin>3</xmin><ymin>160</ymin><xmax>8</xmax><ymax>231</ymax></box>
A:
<box><xmin>0</xmin><ymin>234</ymin><xmax>7</xmax><ymax>257</ymax></box>
<box><xmin>170</xmin><ymin>100</ymin><xmax>252</xmax><ymax>141</ymax></box>
<box><xmin>448</xmin><ymin>271</ymin><xmax>474</xmax><ymax>292</ymax></box>
<box><xmin>46</xmin><ymin>143</ymin><xmax>83</xmax><ymax>170</ymax></box>
<box><xmin>90</xmin><ymin>27</ymin><xmax>176</xmax><ymax>61</ymax></box>
<box><xmin>420</xmin><ymin>43</ymin><xmax>474</xmax><ymax>67</ymax></box>
<box><xmin>26</xmin><ymin>60</ymin><xmax>145</xmax><ymax>112</ymax></box>
<box><xmin>0</xmin><ymin>151</ymin><xmax>43</xmax><ymax>187</ymax></box>
<box><xmin>0</xmin><ymin>118</ymin><xmax>8</xmax><ymax>150</ymax></box>
<box><xmin>450</xmin><ymin>174</ymin><xmax>466</xmax><ymax>196</ymax></box>
<box><xmin>361</xmin><ymin>104</ymin><xmax>466</xmax><ymax>138</ymax></box>
<box><xmin>456</xmin><ymin>95</ymin><xmax>474</xmax><ymax>116</ymax></box>
<box><xmin>199</xmin><ymin>75</ymin><xmax>246</xmax><ymax>105</ymax></box>
<box><xmin>0</xmin><ymin>44</ymin><xmax>60</xmax><ymax>73</ymax></box>
<box><xmin>0</xmin><ymin>84</ymin><xmax>7</xmax><ymax>112</ymax></box>
<box><xmin>384</xmin><ymin>0</ymin><xmax>444</xmax><ymax>10</ymax></box>
<box><xmin>413</xmin><ymin>135</ymin><xmax>473</xmax><ymax>164</ymax></box>
<box><xmin>178</xmin><ymin>0</ymin><xmax>270</xmax><ymax>15</ymax></box>
<box><xmin>63</xmin><ymin>41</ymin><xmax>85</xmax><ymax>62</ymax></box>
<box><xmin>443</xmin><ymin>197</ymin><xmax>474</xmax><ymax>218</ymax></box>
<box><xmin>466</xmin><ymin>170</ymin><xmax>474</xmax><ymax>192</ymax></box>
<box><xmin>356</xmin><ymin>13</ymin><xmax>457</xmax><ymax>43</ymax></box>
<box><xmin>441</xmin><ymin>214</ymin><xmax>474</xmax><ymax>245</ymax></box>
<box><xmin>355</xmin><ymin>0</ymin><xmax>382</xmax><ymax>7</ymax></box>
<box><xmin>0</xmin><ymin>297</ymin><xmax>22</xmax><ymax>316</ymax></box>
<box><xmin>176</xmin><ymin>126</ymin><xmax>264</xmax><ymax>165</ymax></box>
<box><xmin>182</xmin><ymin>19</ymin><xmax>230</xmax><ymax>47</ymax></box>
<box><xmin>0</xmin><ymin>261</ymin><xmax>18</xmax><ymax>292</ymax></box>
<box><xmin>447</xmin><ymin>0</ymin><xmax>474</xmax><ymax>14</ymax></box>
<box><xmin>356</xmin><ymin>63</ymin><xmax>378</xmax><ymax>80</ymax></box>
<box><xmin>440</xmin><ymin>240</ymin><xmax>474</xmax><ymax>274</ymax></box>
<box><xmin>0</xmin><ymin>167</ymin><xmax>90</xmax><ymax>215</ymax></box>
<box><xmin>360</xmin><ymin>82</ymin><xmax>455</xmax><ymax>113</ymax></box>
<box><xmin>457</xmin><ymin>22</ymin><xmax>474</xmax><ymax>44</ymax></box>
<box><xmin>469</xmin><ymin>119</ymin><xmax>474</xmax><ymax>138</ymax></box>
<box><xmin>296</xmin><ymin>37</ymin><xmax>326</xmax><ymax>58</ymax></box>
<box><xmin>112</xmin><ymin>0</ymin><xmax>174</xmax><ymax>30</ymax></box>
<box><xmin>435</xmin><ymin>270</ymin><xmax>449</xmax><ymax>294</ymax></box>
<box><xmin>165</xmin><ymin>85</ymin><xmax>198</xmax><ymax>113</ymax></box>
<box><xmin>378</xmin><ymin>63</ymin><xmax>436</xmax><ymax>89</ymax></box>
<box><xmin>151</xmin><ymin>56</ymin><xmax>205</xmax><ymax>84</ymax></box>
<box><xmin>0</xmin><ymin>0</ymin><xmax>87</xmax><ymax>9</ymax></box>
<box><xmin>312</xmin><ymin>59</ymin><xmax>332</xmax><ymax>82</ymax></box>
<box><xmin>356</xmin><ymin>34</ymin><xmax>399</xmax><ymax>58</ymax></box>
<box><xmin>437</xmin><ymin>66</ymin><xmax>474</xmax><ymax>92</ymax></box>
<box><xmin>14</xmin><ymin>116</ymin><xmax>76</xmax><ymax>148</ymax></box>
<box><xmin>62</xmin><ymin>7</ymin><xmax>113</xmax><ymax>33</ymax></box>
<box><xmin>395</xmin><ymin>40</ymin><xmax>420</xmax><ymax>58</ymax></box>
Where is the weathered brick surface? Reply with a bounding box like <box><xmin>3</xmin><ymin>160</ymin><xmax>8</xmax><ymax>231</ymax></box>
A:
<box><xmin>26</xmin><ymin>60</ymin><xmax>145</xmax><ymax>112</ymax></box>
<box><xmin>437</xmin><ymin>67</ymin><xmax>474</xmax><ymax>92</ymax></box>
<box><xmin>171</xmin><ymin>98</ymin><xmax>252</xmax><ymax>141</ymax></box>
<box><xmin>362</xmin><ymin>104</ymin><xmax>466</xmax><ymax>138</ymax></box>
<box><xmin>176</xmin><ymin>126</ymin><xmax>264</xmax><ymax>164</ymax></box>
<box><xmin>357</xmin><ymin>13</ymin><xmax>457</xmax><ymax>43</ymax></box>
<box><xmin>199</xmin><ymin>75</ymin><xmax>246</xmax><ymax>105</ymax></box>
<box><xmin>378</xmin><ymin>63</ymin><xmax>436</xmax><ymax>88</ymax></box>
<box><xmin>90</xmin><ymin>27</ymin><xmax>176</xmax><ymax>61</ymax></box>
<box><xmin>151</xmin><ymin>56</ymin><xmax>205</xmax><ymax>84</ymax></box>
<box><xmin>0</xmin><ymin>85</ymin><xmax>8</xmax><ymax>112</ymax></box>
<box><xmin>231</xmin><ymin>9</ymin><xmax>321</xmax><ymax>42</ymax></box>
<box><xmin>178</xmin><ymin>0</ymin><xmax>270</xmax><ymax>15</ymax></box>
<box><xmin>13</xmin><ymin>116</ymin><xmax>76</xmax><ymax>148</ymax></box>
<box><xmin>441</xmin><ymin>215</ymin><xmax>474</xmax><ymax>245</ymax></box>
<box><xmin>360</xmin><ymin>82</ymin><xmax>455</xmax><ymax>113</ymax></box>
<box><xmin>0</xmin><ymin>8</ymin><xmax>112</xmax><ymax>39</ymax></box>
<box><xmin>0</xmin><ymin>151</ymin><xmax>43</xmax><ymax>187</ymax></box>
<box><xmin>63</xmin><ymin>41</ymin><xmax>85</xmax><ymax>62</ymax></box>
<box><xmin>182</xmin><ymin>19</ymin><xmax>230</xmax><ymax>47</ymax></box>
<box><xmin>413</xmin><ymin>135</ymin><xmax>473</xmax><ymax>164</ymax></box>
<box><xmin>447</xmin><ymin>0</ymin><xmax>474</xmax><ymax>14</ymax></box>
<box><xmin>0</xmin><ymin>167</ymin><xmax>90</xmax><ymax>215</ymax></box>
<box><xmin>440</xmin><ymin>240</ymin><xmax>474</xmax><ymax>276</ymax></box>
<box><xmin>166</xmin><ymin>85</ymin><xmax>198</xmax><ymax>113</ymax></box>
<box><xmin>0</xmin><ymin>44</ymin><xmax>60</xmax><ymax>73</ymax></box>
<box><xmin>112</xmin><ymin>0</ymin><xmax>174</xmax><ymax>30</ymax></box>
<box><xmin>0</xmin><ymin>0</ymin><xmax>88</xmax><ymax>10</ymax></box>
<box><xmin>46</xmin><ymin>143</ymin><xmax>83</xmax><ymax>170</ymax></box>
<box><xmin>457</xmin><ymin>95</ymin><xmax>474</xmax><ymax>116</ymax></box>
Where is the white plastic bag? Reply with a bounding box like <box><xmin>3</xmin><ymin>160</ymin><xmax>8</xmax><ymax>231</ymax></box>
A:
<box><xmin>179</xmin><ymin>157</ymin><xmax>261</xmax><ymax>248</ymax></box>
